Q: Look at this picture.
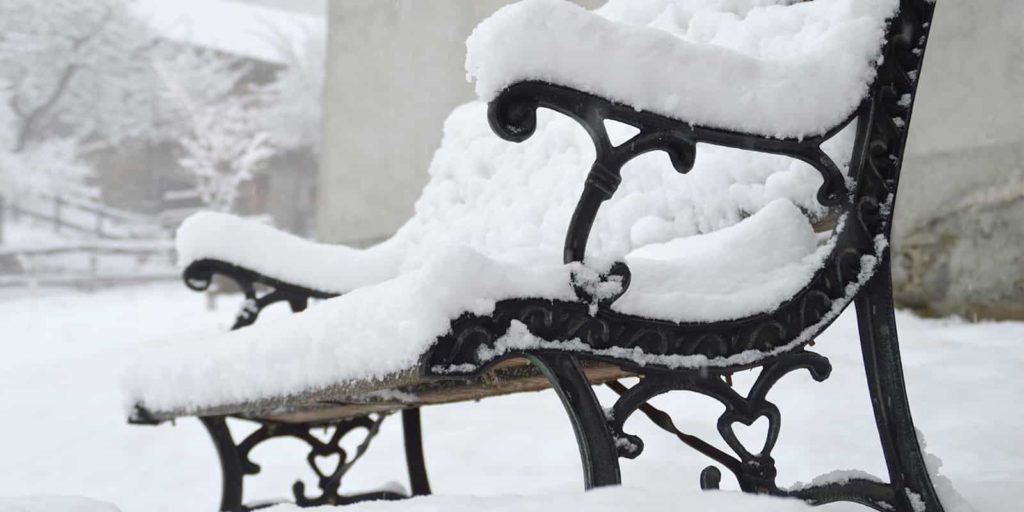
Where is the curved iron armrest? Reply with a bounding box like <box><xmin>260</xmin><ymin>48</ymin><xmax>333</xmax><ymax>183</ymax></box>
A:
<box><xmin>183</xmin><ymin>259</ymin><xmax>339</xmax><ymax>330</ymax></box>
<box><xmin>423</xmin><ymin>0</ymin><xmax>934</xmax><ymax>375</ymax></box>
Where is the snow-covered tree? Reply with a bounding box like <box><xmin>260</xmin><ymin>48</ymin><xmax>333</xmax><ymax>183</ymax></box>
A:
<box><xmin>0</xmin><ymin>138</ymin><xmax>96</xmax><ymax>200</ymax></box>
<box><xmin>158</xmin><ymin>50</ymin><xmax>275</xmax><ymax>212</ymax></box>
<box><xmin>0</xmin><ymin>0</ymin><xmax>325</xmax><ymax>218</ymax></box>
<box><xmin>0</xmin><ymin>0</ymin><xmax>162</xmax><ymax>153</ymax></box>
<box><xmin>177</xmin><ymin>102</ymin><xmax>274</xmax><ymax>213</ymax></box>
<box><xmin>253</xmin><ymin>26</ymin><xmax>325</xmax><ymax>154</ymax></box>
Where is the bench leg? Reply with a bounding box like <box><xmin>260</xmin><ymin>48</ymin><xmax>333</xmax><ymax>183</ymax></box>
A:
<box><xmin>199</xmin><ymin>413</ymin><xmax>418</xmax><ymax>511</ymax></box>
<box><xmin>528</xmin><ymin>352</ymin><xmax>621</xmax><ymax>489</ymax></box>
<box><xmin>518</xmin><ymin>260</ymin><xmax>947</xmax><ymax>511</ymax></box>
<box><xmin>855</xmin><ymin>257</ymin><xmax>945</xmax><ymax>512</ymax></box>
<box><xmin>401</xmin><ymin>408</ymin><xmax>432</xmax><ymax>496</ymax></box>
<box><xmin>200</xmin><ymin>416</ymin><xmax>245</xmax><ymax>512</ymax></box>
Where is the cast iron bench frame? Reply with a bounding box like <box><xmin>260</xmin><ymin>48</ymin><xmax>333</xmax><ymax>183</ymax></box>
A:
<box><xmin>133</xmin><ymin>1</ymin><xmax>944</xmax><ymax>510</ymax></box>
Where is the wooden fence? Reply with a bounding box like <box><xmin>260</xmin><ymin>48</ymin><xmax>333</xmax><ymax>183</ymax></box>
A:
<box><xmin>0</xmin><ymin>194</ymin><xmax>178</xmax><ymax>289</ymax></box>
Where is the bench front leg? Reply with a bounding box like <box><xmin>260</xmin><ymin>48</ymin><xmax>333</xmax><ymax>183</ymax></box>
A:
<box><xmin>527</xmin><ymin>352</ymin><xmax>621</xmax><ymax>489</ymax></box>
<box><xmin>856</xmin><ymin>257</ymin><xmax>946</xmax><ymax>512</ymax></box>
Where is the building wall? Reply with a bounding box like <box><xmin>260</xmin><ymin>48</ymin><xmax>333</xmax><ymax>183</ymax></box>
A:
<box><xmin>317</xmin><ymin>0</ymin><xmax>600</xmax><ymax>246</ymax></box>
<box><xmin>893</xmin><ymin>0</ymin><xmax>1024</xmax><ymax>319</ymax></box>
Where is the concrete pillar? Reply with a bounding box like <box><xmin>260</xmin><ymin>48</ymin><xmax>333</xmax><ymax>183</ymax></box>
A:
<box><xmin>317</xmin><ymin>0</ymin><xmax>600</xmax><ymax>246</ymax></box>
<box><xmin>893</xmin><ymin>0</ymin><xmax>1024</xmax><ymax>319</ymax></box>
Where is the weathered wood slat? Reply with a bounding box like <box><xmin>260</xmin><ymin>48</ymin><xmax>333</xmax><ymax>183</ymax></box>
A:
<box><xmin>141</xmin><ymin>359</ymin><xmax>632</xmax><ymax>425</ymax></box>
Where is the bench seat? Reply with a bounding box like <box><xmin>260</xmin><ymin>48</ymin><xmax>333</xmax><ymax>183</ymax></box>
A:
<box><xmin>128</xmin><ymin>196</ymin><xmax>828</xmax><ymax>422</ymax></box>
<box><xmin>134</xmin><ymin>357</ymin><xmax>632</xmax><ymax>425</ymax></box>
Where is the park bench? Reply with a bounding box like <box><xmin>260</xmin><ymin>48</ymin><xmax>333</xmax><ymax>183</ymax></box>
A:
<box><xmin>125</xmin><ymin>0</ymin><xmax>947</xmax><ymax>511</ymax></box>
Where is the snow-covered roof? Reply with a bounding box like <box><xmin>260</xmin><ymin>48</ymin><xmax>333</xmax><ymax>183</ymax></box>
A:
<box><xmin>133</xmin><ymin>0</ymin><xmax>325</xmax><ymax>64</ymax></box>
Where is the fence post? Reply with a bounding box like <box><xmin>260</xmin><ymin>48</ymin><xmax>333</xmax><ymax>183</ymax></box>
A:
<box><xmin>0</xmin><ymin>195</ymin><xmax>5</xmax><ymax>245</ymax></box>
<box><xmin>53</xmin><ymin>196</ymin><xmax>63</xmax><ymax>233</ymax></box>
<box><xmin>95</xmin><ymin>210</ymin><xmax>105</xmax><ymax>238</ymax></box>
<box><xmin>88</xmin><ymin>245</ymin><xmax>98</xmax><ymax>292</ymax></box>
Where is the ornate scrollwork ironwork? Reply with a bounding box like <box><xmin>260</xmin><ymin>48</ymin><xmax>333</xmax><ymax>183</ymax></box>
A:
<box><xmin>183</xmin><ymin>259</ymin><xmax>336</xmax><ymax>329</ymax></box>
<box><xmin>201</xmin><ymin>414</ymin><xmax>405</xmax><ymax>511</ymax></box>
<box><xmin>463</xmin><ymin>91</ymin><xmax>873</xmax><ymax>369</ymax></box>
<box><xmin>180</xmin><ymin>262</ymin><xmax>433</xmax><ymax>509</ymax></box>
<box><xmin>605</xmin><ymin>350</ymin><xmax>831</xmax><ymax>484</ymax></box>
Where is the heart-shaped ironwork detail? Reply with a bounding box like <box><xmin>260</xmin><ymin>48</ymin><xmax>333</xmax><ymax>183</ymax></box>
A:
<box><xmin>718</xmin><ymin>409</ymin><xmax>780</xmax><ymax>461</ymax></box>
<box><xmin>308</xmin><ymin>451</ymin><xmax>343</xmax><ymax>480</ymax></box>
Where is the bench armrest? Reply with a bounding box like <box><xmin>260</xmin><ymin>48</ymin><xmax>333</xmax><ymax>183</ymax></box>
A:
<box><xmin>177</xmin><ymin>212</ymin><xmax>405</xmax><ymax>327</ymax></box>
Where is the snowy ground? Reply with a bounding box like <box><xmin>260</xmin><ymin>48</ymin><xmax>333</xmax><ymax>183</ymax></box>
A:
<box><xmin>0</xmin><ymin>283</ymin><xmax>1020</xmax><ymax>511</ymax></box>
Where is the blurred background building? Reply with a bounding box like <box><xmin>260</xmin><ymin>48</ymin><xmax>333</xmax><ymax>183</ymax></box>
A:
<box><xmin>893</xmin><ymin>0</ymin><xmax>1024</xmax><ymax>320</ymax></box>
<box><xmin>317</xmin><ymin>0</ymin><xmax>601</xmax><ymax>247</ymax></box>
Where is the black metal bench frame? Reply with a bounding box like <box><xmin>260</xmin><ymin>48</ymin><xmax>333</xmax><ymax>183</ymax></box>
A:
<box><xmin>147</xmin><ymin>1</ymin><xmax>943</xmax><ymax>510</ymax></box>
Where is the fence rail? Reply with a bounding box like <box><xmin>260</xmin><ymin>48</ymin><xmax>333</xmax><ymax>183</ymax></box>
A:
<box><xmin>0</xmin><ymin>193</ymin><xmax>178</xmax><ymax>290</ymax></box>
<box><xmin>0</xmin><ymin>193</ymin><xmax>170</xmax><ymax>242</ymax></box>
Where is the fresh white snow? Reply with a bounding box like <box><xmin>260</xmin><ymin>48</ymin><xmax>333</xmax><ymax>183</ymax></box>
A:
<box><xmin>178</xmin><ymin>102</ymin><xmax>837</xmax><ymax>300</ymax></box>
<box><xmin>124</xmin><ymin>248</ymin><xmax>578</xmax><ymax>414</ymax></box>
<box><xmin>133</xmin><ymin>0</ymin><xmax>324</xmax><ymax>65</ymax></box>
<box><xmin>467</xmin><ymin>0</ymin><xmax>898</xmax><ymax>138</ymax></box>
<box><xmin>0</xmin><ymin>496</ymin><xmax>120</xmax><ymax>512</ymax></box>
<box><xmin>163</xmin><ymin>103</ymin><xmax>852</xmax><ymax>411</ymax></box>
<box><xmin>267</xmin><ymin>485</ymin><xmax>818</xmax><ymax>512</ymax></box>
<box><xmin>0</xmin><ymin>285</ymin><xmax>1017</xmax><ymax>511</ymax></box>
<box><xmin>162</xmin><ymin>0</ymin><xmax>889</xmax><ymax>415</ymax></box>
<box><xmin>176</xmin><ymin>212</ymin><xmax>404</xmax><ymax>294</ymax></box>
<box><xmin>154</xmin><ymin>201</ymin><xmax>842</xmax><ymax>414</ymax></box>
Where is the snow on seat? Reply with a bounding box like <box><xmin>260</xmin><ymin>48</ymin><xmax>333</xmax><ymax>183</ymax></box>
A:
<box><xmin>128</xmin><ymin>106</ymin><xmax>850</xmax><ymax>416</ymax></box>
<box><xmin>467</xmin><ymin>0</ymin><xmax>898</xmax><ymax>139</ymax></box>
<box><xmin>129</xmin><ymin>0</ymin><xmax>868</xmax><ymax>417</ymax></box>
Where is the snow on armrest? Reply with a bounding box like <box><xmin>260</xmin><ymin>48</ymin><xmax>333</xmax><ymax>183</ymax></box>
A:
<box><xmin>175</xmin><ymin>212</ymin><xmax>404</xmax><ymax>295</ymax></box>
<box><xmin>467</xmin><ymin>0</ymin><xmax>898</xmax><ymax>139</ymax></box>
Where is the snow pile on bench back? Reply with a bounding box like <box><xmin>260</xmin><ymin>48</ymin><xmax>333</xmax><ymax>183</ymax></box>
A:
<box><xmin>178</xmin><ymin>102</ymin><xmax>842</xmax><ymax>303</ymax></box>
<box><xmin>467</xmin><ymin>0</ymin><xmax>897</xmax><ymax>138</ymax></box>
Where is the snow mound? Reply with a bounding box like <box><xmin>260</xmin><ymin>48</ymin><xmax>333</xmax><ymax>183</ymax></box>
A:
<box><xmin>124</xmin><ymin>248</ymin><xmax>576</xmax><ymax>413</ymax></box>
<box><xmin>177</xmin><ymin>212</ymin><xmax>405</xmax><ymax>294</ymax></box>
<box><xmin>149</xmin><ymin>1</ymin><xmax>875</xmax><ymax>414</ymax></box>
<box><xmin>265</xmin><ymin>486</ymin><xmax>815</xmax><ymax>512</ymax></box>
<box><xmin>132</xmin><ymin>197</ymin><xmax>831</xmax><ymax>413</ymax></box>
<box><xmin>619</xmin><ymin>198</ymin><xmax>829</xmax><ymax>322</ymax></box>
<box><xmin>0</xmin><ymin>496</ymin><xmax>120</xmax><ymax>512</ymax></box>
<box><xmin>467</xmin><ymin>0</ymin><xmax>897</xmax><ymax>138</ymax></box>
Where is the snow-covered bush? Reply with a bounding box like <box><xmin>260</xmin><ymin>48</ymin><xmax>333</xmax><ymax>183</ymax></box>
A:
<box><xmin>156</xmin><ymin>48</ymin><xmax>276</xmax><ymax>212</ymax></box>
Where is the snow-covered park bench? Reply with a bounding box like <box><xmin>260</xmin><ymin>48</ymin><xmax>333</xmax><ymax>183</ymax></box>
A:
<box><xmin>125</xmin><ymin>0</ymin><xmax>946</xmax><ymax>510</ymax></box>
